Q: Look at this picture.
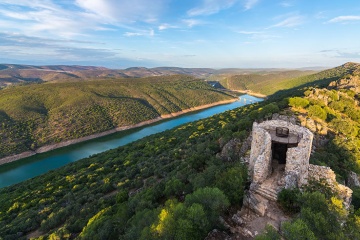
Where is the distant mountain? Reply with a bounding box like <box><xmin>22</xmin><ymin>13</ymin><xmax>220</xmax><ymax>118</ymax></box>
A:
<box><xmin>0</xmin><ymin>64</ymin><xmax>325</xmax><ymax>88</ymax></box>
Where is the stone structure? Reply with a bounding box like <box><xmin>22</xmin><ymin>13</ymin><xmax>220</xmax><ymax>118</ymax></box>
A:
<box><xmin>233</xmin><ymin>118</ymin><xmax>353</xmax><ymax>238</ymax></box>
<box><xmin>249</xmin><ymin>120</ymin><xmax>313</xmax><ymax>188</ymax></box>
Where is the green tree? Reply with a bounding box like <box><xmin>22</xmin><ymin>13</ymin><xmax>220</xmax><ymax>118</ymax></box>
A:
<box><xmin>282</xmin><ymin>219</ymin><xmax>316</xmax><ymax>240</ymax></box>
<box><xmin>216</xmin><ymin>165</ymin><xmax>247</xmax><ymax>204</ymax></box>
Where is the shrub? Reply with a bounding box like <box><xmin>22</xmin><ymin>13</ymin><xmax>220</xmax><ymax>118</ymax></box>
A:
<box><xmin>307</xmin><ymin>105</ymin><xmax>327</xmax><ymax>120</ymax></box>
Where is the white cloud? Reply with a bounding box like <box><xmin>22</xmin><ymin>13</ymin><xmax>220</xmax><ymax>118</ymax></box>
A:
<box><xmin>237</xmin><ymin>30</ymin><xmax>263</xmax><ymax>34</ymax></box>
<box><xmin>187</xmin><ymin>0</ymin><xmax>237</xmax><ymax>16</ymax></box>
<box><xmin>244</xmin><ymin>0</ymin><xmax>259</xmax><ymax>10</ymax></box>
<box><xmin>280</xmin><ymin>0</ymin><xmax>295</xmax><ymax>7</ymax></box>
<box><xmin>75</xmin><ymin>0</ymin><xmax>166</xmax><ymax>23</ymax></box>
<box><xmin>328</xmin><ymin>16</ymin><xmax>360</xmax><ymax>23</ymax></box>
<box><xmin>158</xmin><ymin>23</ymin><xmax>177</xmax><ymax>31</ymax></box>
<box><xmin>182</xmin><ymin>19</ymin><xmax>203</xmax><ymax>28</ymax></box>
<box><xmin>269</xmin><ymin>14</ymin><xmax>304</xmax><ymax>28</ymax></box>
<box><xmin>124</xmin><ymin>29</ymin><xmax>155</xmax><ymax>37</ymax></box>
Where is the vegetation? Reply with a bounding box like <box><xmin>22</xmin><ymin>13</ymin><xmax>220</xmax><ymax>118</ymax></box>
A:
<box><xmin>0</xmin><ymin>98</ymin><xmax>271</xmax><ymax>239</ymax></box>
<box><xmin>220</xmin><ymin>63</ymin><xmax>360</xmax><ymax>95</ymax></box>
<box><xmin>219</xmin><ymin>70</ymin><xmax>315</xmax><ymax>95</ymax></box>
<box><xmin>1</xmin><ymin>62</ymin><xmax>360</xmax><ymax>239</ymax></box>
<box><xmin>257</xmin><ymin>184</ymin><xmax>360</xmax><ymax>240</ymax></box>
<box><xmin>0</xmin><ymin>75</ymin><xmax>234</xmax><ymax>158</ymax></box>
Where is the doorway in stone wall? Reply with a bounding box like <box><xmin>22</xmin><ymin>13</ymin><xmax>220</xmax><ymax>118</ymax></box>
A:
<box><xmin>272</xmin><ymin>142</ymin><xmax>288</xmax><ymax>164</ymax></box>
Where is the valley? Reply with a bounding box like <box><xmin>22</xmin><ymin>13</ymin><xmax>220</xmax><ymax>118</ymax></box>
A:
<box><xmin>1</xmin><ymin>63</ymin><xmax>360</xmax><ymax>239</ymax></box>
<box><xmin>0</xmin><ymin>75</ymin><xmax>235</xmax><ymax>159</ymax></box>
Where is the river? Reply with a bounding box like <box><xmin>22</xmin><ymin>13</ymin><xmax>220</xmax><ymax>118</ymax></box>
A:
<box><xmin>0</xmin><ymin>94</ymin><xmax>262</xmax><ymax>188</ymax></box>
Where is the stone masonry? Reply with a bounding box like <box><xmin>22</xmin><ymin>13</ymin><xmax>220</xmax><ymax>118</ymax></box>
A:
<box><xmin>249</xmin><ymin>120</ymin><xmax>313</xmax><ymax>188</ymax></box>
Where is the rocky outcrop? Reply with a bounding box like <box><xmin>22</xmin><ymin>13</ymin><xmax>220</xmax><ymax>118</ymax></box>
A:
<box><xmin>348</xmin><ymin>171</ymin><xmax>360</xmax><ymax>188</ymax></box>
<box><xmin>308</xmin><ymin>164</ymin><xmax>353</xmax><ymax>209</ymax></box>
<box><xmin>205</xmin><ymin>229</ymin><xmax>231</xmax><ymax>240</ymax></box>
<box><xmin>217</xmin><ymin>135</ymin><xmax>252</xmax><ymax>163</ymax></box>
<box><xmin>329</xmin><ymin>75</ymin><xmax>360</xmax><ymax>93</ymax></box>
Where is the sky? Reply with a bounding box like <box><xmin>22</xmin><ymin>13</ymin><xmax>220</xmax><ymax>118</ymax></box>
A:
<box><xmin>0</xmin><ymin>0</ymin><xmax>360</xmax><ymax>69</ymax></box>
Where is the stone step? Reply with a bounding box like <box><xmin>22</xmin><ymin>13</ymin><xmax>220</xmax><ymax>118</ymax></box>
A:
<box><xmin>255</xmin><ymin>187</ymin><xmax>278</xmax><ymax>201</ymax></box>
<box><xmin>257</xmin><ymin>186</ymin><xmax>278</xmax><ymax>196</ymax></box>
<box><xmin>255</xmin><ymin>190</ymin><xmax>277</xmax><ymax>201</ymax></box>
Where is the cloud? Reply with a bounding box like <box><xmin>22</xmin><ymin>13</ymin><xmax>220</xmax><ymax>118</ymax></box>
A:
<box><xmin>0</xmin><ymin>32</ymin><xmax>118</xmax><ymax>60</ymax></box>
<box><xmin>237</xmin><ymin>30</ymin><xmax>263</xmax><ymax>35</ymax></box>
<box><xmin>269</xmin><ymin>14</ymin><xmax>304</xmax><ymax>28</ymax></box>
<box><xmin>75</xmin><ymin>0</ymin><xmax>166</xmax><ymax>23</ymax></box>
<box><xmin>182</xmin><ymin>19</ymin><xmax>203</xmax><ymax>28</ymax></box>
<box><xmin>236</xmin><ymin>30</ymin><xmax>279</xmax><ymax>41</ymax></box>
<box><xmin>0</xmin><ymin>1</ymin><xmax>102</xmax><ymax>37</ymax></box>
<box><xmin>0</xmin><ymin>0</ymin><xmax>167</xmax><ymax>38</ymax></box>
<box><xmin>0</xmin><ymin>32</ymin><xmax>160</xmax><ymax>68</ymax></box>
<box><xmin>244</xmin><ymin>0</ymin><xmax>259</xmax><ymax>10</ymax></box>
<box><xmin>320</xmin><ymin>49</ymin><xmax>360</xmax><ymax>59</ymax></box>
<box><xmin>187</xmin><ymin>0</ymin><xmax>238</xmax><ymax>16</ymax></box>
<box><xmin>328</xmin><ymin>16</ymin><xmax>360</xmax><ymax>23</ymax></box>
<box><xmin>158</xmin><ymin>23</ymin><xmax>178</xmax><ymax>31</ymax></box>
<box><xmin>280</xmin><ymin>0</ymin><xmax>295</xmax><ymax>7</ymax></box>
<box><xmin>336</xmin><ymin>51</ymin><xmax>360</xmax><ymax>58</ymax></box>
<box><xmin>123</xmin><ymin>29</ymin><xmax>155</xmax><ymax>37</ymax></box>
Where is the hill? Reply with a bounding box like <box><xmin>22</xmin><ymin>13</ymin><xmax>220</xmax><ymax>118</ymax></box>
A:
<box><xmin>1</xmin><ymin>62</ymin><xmax>360</xmax><ymax>239</ymax></box>
<box><xmin>0</xmin><ymin>75</ymin><xmax>235</xmax><ymax>159</ymax></box>
<box><xmin>0</xmin><ymin>64</ymin><xmax>319</xmax><ymax>88</ymax></box>
<box><xmin>216</xmin><ymin>64</ymin><xmax>360</xmax><ymax>96</ymax></box>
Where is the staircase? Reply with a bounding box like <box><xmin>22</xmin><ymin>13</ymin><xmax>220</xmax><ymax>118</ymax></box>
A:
<box><xmin>254</xmin><ymin>185</ymin><xmax>278</xmax><ymax>201</ymax></box>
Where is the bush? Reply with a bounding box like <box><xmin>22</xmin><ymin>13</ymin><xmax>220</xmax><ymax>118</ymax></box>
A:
<box><xmin>307</xmin><ymin>105</ymin><xmax>327</xmax><ymax>120</ymax></box>
<box><xmin>277</xmin><ymin>188</ymin><xmax>301</xmax><ymax>214</ymax></box>
<box><xmin>289</xmin><ymin>97</ymin><xmax>309</xmax><ymax>108</ymax></box>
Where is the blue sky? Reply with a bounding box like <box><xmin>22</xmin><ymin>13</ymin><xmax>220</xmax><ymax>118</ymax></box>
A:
<box><xmin>0</xmin><ymin>0</ymin><xmax>360</xmax><ymax>68</ymax></box>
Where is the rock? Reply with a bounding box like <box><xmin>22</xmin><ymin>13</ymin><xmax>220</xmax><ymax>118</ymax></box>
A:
<box><xmin>306</xmin><ymin>118</ymin><xmax>317</xmax><ymax>132</ymax></box>
<box><xmin>243</xmin><ymin>190</ymin><xmax>268</xmax><ymax>216</ymax></box>
<box><xmin>217</xmin><ymin>138</ymin><xmax>242</xmax><ymax>162</ymax></box>
<box><xmin>348</xmin><ymin>171</ymin><xmax>360</xmax><ymax>188</ymax></box>
<box><xmin>231</xmin><ymin>213</ymin><xmax>244</xmax><ymax>225</ymax></box>
<box><xmin>205</xmin><ymin>229</ymin><xmax>231</xmax><ymax>240</ymax></box>
<box><xmin>219</xmin><ymin>216</ymin><xmax>231</xmax><ymax>230</ymax></box>
<box><xmin>284</xmin><ymin>172</ymin><xmax>298</xmax><ymax>189</ymax></box>
<box><xmin>308</xmin><ymin>164</ymin><xmax>353</xmax><ymax>209</ymax></box>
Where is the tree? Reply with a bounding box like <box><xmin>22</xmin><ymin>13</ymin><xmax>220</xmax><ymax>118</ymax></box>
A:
<box><xmin>282</xmin><ymin>219</ymin><xmax>316</xmax><ymax>240</ymax></box>
<box><xmin>184</xmin><ymin>187</ymin><xmax>230</xmax><ymax>225</ymax></box>
<box><xmin>216</xmin><ymin>166</ymin><xmax>247</xmax><ymax>205</ymax></box>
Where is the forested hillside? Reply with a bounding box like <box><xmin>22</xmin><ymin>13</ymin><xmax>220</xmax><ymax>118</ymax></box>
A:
<box><xmin>218</xmin><ymin>63</ymin><xmax>360</xmax><ymax>96</ymax></box>
<box><xmin>0</xmin><ymin>75</ymin><xmax>234</xmax><ymax>158</ymax></box>
<box><xmin>1</xmin><ymin>63</ymin><xmax>360</xmax><ymax>239</ymax></box>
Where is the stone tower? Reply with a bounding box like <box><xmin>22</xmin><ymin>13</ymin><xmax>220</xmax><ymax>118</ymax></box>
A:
<box><xmin>249</xmin><ymin>120</ymin><xmax>313</xmax><ymax>189</ymax></box>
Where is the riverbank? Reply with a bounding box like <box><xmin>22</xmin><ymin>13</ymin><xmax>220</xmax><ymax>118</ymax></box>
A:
<box><xmin>0</xmin><ymin>98</ymin><xmax>238</xmax><ymax>166</ymax></box>
<box><xmin>234</xmin><ymin>90</ymin><xmax>267</xmax><ymax>98</ymax></box>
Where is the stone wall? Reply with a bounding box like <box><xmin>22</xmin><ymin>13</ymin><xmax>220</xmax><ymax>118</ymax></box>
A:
<box><xmin>249</xmin><ymin>126</ymin><xmax>272</xmax><ymax>183</ymax></box>
<box><xmin>249</xmin><ymin>120</ymin><xmax>313</xmax><ymax>188</ymax></box>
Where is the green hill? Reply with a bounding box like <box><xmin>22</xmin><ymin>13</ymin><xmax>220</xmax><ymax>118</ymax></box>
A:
<box><xmin>218</xmin><ymin>64</ymin><xmax>360</xmax><ymax>96</ymax></box>
<box><xmin>0</xmin><ymin>75</ymin><xmax>234</xmax><ymax>158</ymax></box>
<box><xmin>1</xmin><ymin>63</ymin><xmax>360</xmax><ymax>239</ymax></box>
